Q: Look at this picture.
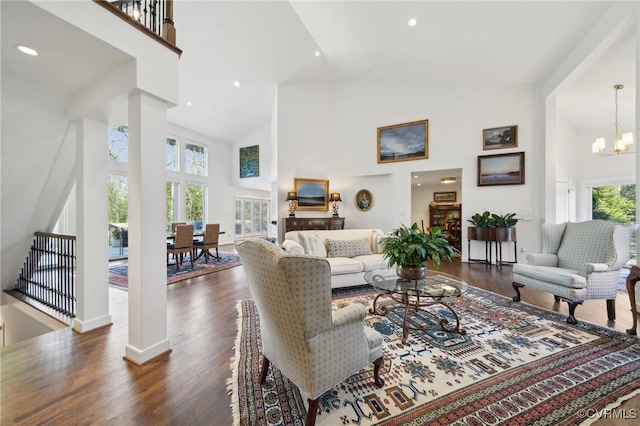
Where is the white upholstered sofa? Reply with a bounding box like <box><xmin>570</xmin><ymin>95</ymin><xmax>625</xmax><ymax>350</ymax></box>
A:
<box><xmin>283</xmin><ymin>228</ymin><xmax>389</xmax><ymax>288</ymax></box>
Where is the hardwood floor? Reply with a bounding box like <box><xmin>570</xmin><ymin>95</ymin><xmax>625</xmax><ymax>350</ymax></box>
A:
<box><xmin>2</xmin><ymin>252</ymin><xmax>639</xmax><ymax>425</ymax></box>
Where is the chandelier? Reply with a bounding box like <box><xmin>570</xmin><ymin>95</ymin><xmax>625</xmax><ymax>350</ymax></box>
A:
<box><xmin>592</xmin><ymin>84</ymin><xmax>634</xmax><ymax>156</ymax></box>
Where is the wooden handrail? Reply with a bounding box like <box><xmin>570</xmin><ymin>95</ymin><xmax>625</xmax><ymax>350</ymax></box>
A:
<box><xmin>94</xmin><ymin>0</ymin><xmax>182</xmax><ymax>57</ymax></box>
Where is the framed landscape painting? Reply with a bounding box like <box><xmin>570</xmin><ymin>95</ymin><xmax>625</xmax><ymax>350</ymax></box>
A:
<box><xmin>239</xmin><ymin>145</ymin><xmax>259</xmax><ymax>178</ymax></box>
<box><xmin>294</xmin><ymin>178</ymin><xmax>329</xmax><ymax>210</ymax></box>
<box><xmin>477</xmin><ymin>152</ymin><xmax>525</xmax><ymax>186</ymax></box>
<box><xmin>483</xmin><ymin>125</ymin><xmax>518</xmax><ymax>150</ymax></box>
<box><xmin>434</xmin><ymin>191</ymin><xmax>457</xmax><ymax>203</ymax></box>
<box><xmin>377</xmin><ymin>120</ymin><xmax>428</xmax><ymax>163</ymax></box>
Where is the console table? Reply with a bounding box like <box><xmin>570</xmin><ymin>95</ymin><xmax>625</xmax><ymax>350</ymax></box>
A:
<box><xmin>284</xmin><ymin>217</ymin><xmax>345</xmax><ymax>233</ymax></box>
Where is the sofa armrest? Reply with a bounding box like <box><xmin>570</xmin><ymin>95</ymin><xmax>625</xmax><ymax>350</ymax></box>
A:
<box><xmin>332</xmin><ymin>303</ymin><xmax>367</xmax><ymax>327</ymax></box>
<box><xmin>584</xmin><ymin>263</ymin><xmax>613</xmax><ymax>273</ymax></box>
<box><xmin>525</xmin><ymin>253</ymin><xmax>558</xmax><ymax>266</ymax></box>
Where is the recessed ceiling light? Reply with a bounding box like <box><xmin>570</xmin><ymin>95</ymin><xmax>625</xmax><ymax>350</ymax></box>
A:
<box><xmin>233</xmin><ymin>81</ymin><xmax>241</xmax><ymax>87</ymax></box>
<box><xmin>16</xmin><ymin>44</ymin><xmax>38</xmax><ymax>56</ymax></box>
<box><xmin>408</xmin><ymin>18</ymin><xmax>417</xmax><ymax>27</ymax></box>
<box><xmin>187</xmin><ymin>101</ymin><xmax>192</xmax><ymax>106</ymax></box>
<box><xmin>315</xmin><ymin>51</ymin><xmax>320</xmax><ymax>57</ymax></box>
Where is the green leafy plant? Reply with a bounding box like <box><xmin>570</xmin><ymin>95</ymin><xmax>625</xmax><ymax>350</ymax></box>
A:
<box><xmin>467</xmin><ymin>211</ymin><xmax>493</xmax><ymax>227</ymax></box>
<box><xmin>490</xmin><ymin>212</ymin><xmax>518</xmax><ymax>228</ymax></box>
<box><xmin>382</xmin><ymin>223</ymin><xmax>459</xmax><ymax>268</ymax></box>
<box><xmin>468</xmin><ymin>211</ymin><xmax>518</xmax><ymax>228</ymax></box>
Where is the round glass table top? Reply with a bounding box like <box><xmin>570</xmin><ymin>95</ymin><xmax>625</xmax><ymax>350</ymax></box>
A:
<box><xmin>364</xmin><ymin>268</ymin><xmax>468</xmax><ymax>298</ymax></box>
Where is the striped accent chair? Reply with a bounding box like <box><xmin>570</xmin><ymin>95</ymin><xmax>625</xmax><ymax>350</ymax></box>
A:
<box><xmin>513</xmin><ymin>220</ymin><xmax>638</xmax><ymax>324</ymax></box>
<box><xmin>236</xmin><ymin>239</ymin><xmax>384</xmax><ymax>426</ymax></box>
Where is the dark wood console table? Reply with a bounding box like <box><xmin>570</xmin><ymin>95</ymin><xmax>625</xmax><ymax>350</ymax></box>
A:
<box><xmin>284</xmin><ymin>217</ymin><xmax>345</xmax><ymax>233</ymax></box>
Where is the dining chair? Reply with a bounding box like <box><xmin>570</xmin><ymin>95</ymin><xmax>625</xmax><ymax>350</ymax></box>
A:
<box><xmin>171</xmin><ymin>222</ymin><xmax>187</xmax><ymax>233</ymax></box>
<box><xmin>193</xmin><ymin>223</ymin><xmax>220</xmax><ymax>263</ymax></box>
<box><xmin>167</xmin><ymin>224</ymin><xmax>194</xmax><ymax>271</ymax></box>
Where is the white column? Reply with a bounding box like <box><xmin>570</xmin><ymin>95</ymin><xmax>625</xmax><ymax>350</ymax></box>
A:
<box><xmin>73</xmin><ymin>119</ymin><xmax>112</xmax><ymax>333</ymax></box>
<box><xmin>125</xmin><ymin>91</ymin><xmax>171</xmax><ymax>364</ymax></box>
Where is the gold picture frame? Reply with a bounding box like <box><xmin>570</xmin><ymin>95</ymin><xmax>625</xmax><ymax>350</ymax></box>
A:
<box><xmin>355</xmin><ymin>189</ymin><xmax>374</xmax><ymax>211</ymax></box>
<box><xmin>377</xmin><ymin>119</ymin><xmax>429</xmax><ymax>163</ymax></box>
<box><xmin>433</xmin><ymin>191</ymin><xmax>457</xmax><ymax>203</ymax></box>
<box><xmin>294</xmin><ymin>178</ymin><xmax>329</xmax><ymax>211</ymax></box>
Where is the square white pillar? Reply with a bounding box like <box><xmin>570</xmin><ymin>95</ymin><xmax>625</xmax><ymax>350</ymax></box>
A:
<box><xmin>73</xmin><ymin>118</ymin><xmax>112</xmax><ymax>333</ymax></box>
<box><xmin>125</xmin><ymin>91</ymin><xmax>171</xmax><ymax>364</ymax></box>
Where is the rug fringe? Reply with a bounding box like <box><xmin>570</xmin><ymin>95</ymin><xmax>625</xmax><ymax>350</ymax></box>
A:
<box><xmin>227</xmin><ymin>300</ymin><xmax>244</xmax><ymax>426</ymax></box>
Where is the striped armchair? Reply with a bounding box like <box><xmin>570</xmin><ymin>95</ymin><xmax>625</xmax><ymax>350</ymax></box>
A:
<box><xmin>513</xmin><ymin>220</ymin><xmax>638</xmax><ymax>324</ymax></box>
<box><xmin>235</xmin><ymin>239</ymin><xmax>384</xmax><ymax>426</ymax></box>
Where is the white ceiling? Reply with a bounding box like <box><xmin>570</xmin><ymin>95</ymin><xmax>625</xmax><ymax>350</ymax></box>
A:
<box><xmin>1</xmin><ymin>1</ymin><xmax>636</xmax><ymax>144</ymax></box>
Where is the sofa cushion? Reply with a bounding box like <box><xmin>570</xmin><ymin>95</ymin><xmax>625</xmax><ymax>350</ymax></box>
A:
<box><xmin>326</xmin><ymin>238</ymin><xmax>373</xmax><ymax>258</ymax></box>
<box><xmin>298</xmin><ymin>231</ymin><xmax>327</xmax><ymax>257</ymax></box>
<box><xmin>326</xmin><ymin>257</ymin><xmax>364</xmax><ymax>275</ymax></box>
<box><xmin>513</xmin><ymin>263</ymin><xmax>586</xmax><ymax>289</ymax></box>
<box><xmin>353</xmin><ymin>254</ymin><xmax>388</xmax><ymax>271</ymax></box>
<box><xmin>282</xmin><ymin>239</ymin><xmax>304</xmax><ymax>255</ymax></box>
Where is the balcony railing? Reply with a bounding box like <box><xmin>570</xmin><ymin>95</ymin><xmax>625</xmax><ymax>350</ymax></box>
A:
<box><xmin>10</xmin><ymin>232</ymin><xmax>76</xmax><ymax>318</ymax></box>
<box><xmin>94</xmin><ymin>0</ymin><xmax>181</xmax><ymax>56</ymax></box>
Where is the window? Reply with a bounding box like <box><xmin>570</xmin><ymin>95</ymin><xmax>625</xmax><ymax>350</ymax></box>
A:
<box><xmin>235</xmin><ymin>197</ymin><xmax>270</xmax><ymax>237</ymax></box>
<box><xmin>186</xmin><ymin>183</ymin><xmax>206</xmax><ymax>232</ymax></box>
<box><xmin>592</xmin><ymin>184</ymin><xmax>636</xmax><ymax>224</ymax></box>
<box><xmin>166</xmin><ymin>181</ymin><xmax>179</xmax><ymax>232</ymax></box>
<box><xmin>185</xmin><ymin>143</ymin><xmax>206</xmax><ymax>176</ymax></box>
<box><xmin>166</xmin><ymin>137</ymin><xmax>179</xmax><ymax>171</ymax></box>
<box><xmin>108</xmin><ymin>174</ymin><xmax>128</xmax><ymax>259</ymax></box>
<box><xmin>108</xmin><ymin>126</ymin><xmax>129</xmax><ymax>163</ymax></box>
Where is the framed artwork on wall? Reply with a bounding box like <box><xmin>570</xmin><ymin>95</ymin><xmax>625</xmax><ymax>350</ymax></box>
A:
<box><xmin>239</xmin><ymin>145</ymin><xmax>259</xmax><ymax>178</ymax></box>
<box><xmin>377</xmin><ymin>119</ymin><xmax>428</xmax><ymax>163</ymax></box>
<box><xmin>355</xmin><ymin>189</ymin><xmax>374</xmax><ymax>211</ymax></box>
<box><xmin>433</xmin><ymin>191</ymin><xmax>457</xmax><ymax>203</ymax></box>
<box><xmin>477</xmin><ymin>152</ymin><xmax>525</xmax><ymax>186</ymax></box>
<box><xmin>482</xmin><ymin>125</ymin><xmax>518</xmax><ymax>150</ymax></box>
<box><xmin>294</xmin><ymin>178</ymin><xmax>329</xmax><ymax>210</ymax></box>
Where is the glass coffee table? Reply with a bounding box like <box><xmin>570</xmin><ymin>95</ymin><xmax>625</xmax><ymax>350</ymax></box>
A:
<box><xmin>364</xmin><ymin>268</ymin><xmax>469</xmax><ymax>344</ymax></box>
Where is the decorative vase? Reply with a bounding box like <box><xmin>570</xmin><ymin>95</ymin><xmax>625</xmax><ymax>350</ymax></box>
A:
<box><xmin>396</xmin><ymin>265</ymin><xmax>427</xmax><ymax>280</ymax></box>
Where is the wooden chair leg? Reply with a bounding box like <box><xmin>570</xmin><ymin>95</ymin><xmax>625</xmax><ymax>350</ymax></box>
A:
<box><xmin>606</xmin><ymin>299</ymin><xmax>616</xmax><ymax>321</ymax></box>
<box><xmin>259</xmin><ymin>356</ymin><xmax>270</xmax><ymax>385</ymax></box>
<box><xmin>373</xmin><ymin>356</ymin><xmax>384</xmax><ymax>387</ymax></box>
<box><xmin>306</xmin><ymin>398</ymin><xmax>319</xmax><ymax>426</ymax></box>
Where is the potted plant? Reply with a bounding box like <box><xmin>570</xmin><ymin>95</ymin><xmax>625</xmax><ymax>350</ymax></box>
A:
<box><xmin>382</xmin><ymin>223</ymin><xmax>459</xmax><ymax>280</ymax></box>
<box><xmin>490</xmin><ymin>212</ymin><xmax>518</xmax><ymax>242</ymax></box>
<box><xmin>467</xmin><ymin>210</ymin><xmax>493</xmax><ymax>241</ymax></box>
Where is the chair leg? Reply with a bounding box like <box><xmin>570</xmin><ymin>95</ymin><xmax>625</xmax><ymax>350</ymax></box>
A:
<box><xmin>512</xmin><ymin>282</ymin><xmax>524</xmax><ymax>302</ymax></box>
<box><xmin>373</xmin><ymin>356</ymin><xmax>384</xmax><ymax>388</ymax></box>
<box><xmin>306</xmin><ymin>398</ymin><xmax>319</xmax><ymax>426</ymax></box>
<box><xmin>606</xmin><ymin>299</ymin><xmax>616</xmax><ymax>321</ymax></box>
<box><xmin>554</xmin><ymin>295</ymin><xmax>561</xmax><ymax>303</ymax></box>
<box><xmin>190</xmin><ymin>249</ymin><xmax>194</xmax><ymax>268</ymax></box>
<box><xmin>565</xmin><ymin>300</ymin><xmax>583</xmax><ymax>325</ymax></box>
<box><xmin>259</xmin><ymin>356</ymin><xmax>270</xmax><ymax>385</ymax></box>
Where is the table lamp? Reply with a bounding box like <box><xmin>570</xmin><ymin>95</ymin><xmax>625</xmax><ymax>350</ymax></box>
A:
<box><xmin>285</xmin><ymin>191</ymin><xmax>298</xmax><ymax>217</ymax></box>
<box><xmin>329</xmin><ymin>192</ymin><xmax>342</xmax><ymax>217</ymax></box>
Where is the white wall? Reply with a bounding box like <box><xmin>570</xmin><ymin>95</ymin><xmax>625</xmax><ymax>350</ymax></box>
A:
<box><xmin>276</xmin><ymin>81</ymin><xmax>539</xmax><ymax>260</ymax></box>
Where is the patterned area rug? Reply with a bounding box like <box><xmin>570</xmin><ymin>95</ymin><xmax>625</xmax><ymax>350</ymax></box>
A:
<box><xmin>108</xmin><ymin>252</ymin><xmax>241</xmax><ymax>288</ymax></box>
<box><xmin>230</xmin><ymin>286</ymin><xmax>640</xmax><ymax>425</ymax></box>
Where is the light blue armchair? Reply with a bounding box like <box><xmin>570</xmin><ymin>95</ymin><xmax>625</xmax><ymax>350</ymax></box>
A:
<box><xmin>513</xmin><ymin>220</ymin><xmax>637</xmax><ymax>324</ymax></box>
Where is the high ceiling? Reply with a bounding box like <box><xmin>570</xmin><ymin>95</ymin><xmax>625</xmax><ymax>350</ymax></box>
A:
<box><xmin>1</xmin><ymin>1</ymin><xmax>637</xmax><ymax>143</ymax></box>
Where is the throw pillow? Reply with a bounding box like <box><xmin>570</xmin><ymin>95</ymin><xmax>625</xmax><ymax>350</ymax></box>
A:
<box><xmin>297</xmin><ymin>231</ymin><xmax>327</xmax><ymax>257</ymax></box>
<box><xmin>326</xmin><ymin>238</ymin><xmax>373</xmax><ymax>258</ymax></box>
<box><xmin>282</xmin><ymin>240</ymin><xmax>304</xmax><ymax>255</ymax></box>
<box><xmin>371</xmin><ymin>229</ymin><xmax>385</xmax><ymax>254</ymax></box>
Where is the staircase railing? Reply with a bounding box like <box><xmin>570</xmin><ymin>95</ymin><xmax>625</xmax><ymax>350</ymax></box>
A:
<box><xmin>94</xmin><ymin>0</ymin><xmax>181</xmax><ymax>56</ymax></box>
<box><xmin>11</xmin><ymin>232</ymin><xmax>76</xmax><ymax>318</ymax></box>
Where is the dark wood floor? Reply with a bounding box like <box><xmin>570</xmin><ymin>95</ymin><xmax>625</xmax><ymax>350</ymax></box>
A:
<box><xmin>2</xmin><ymin>251</ymin><xmax>639</xmax><ymax>425</ymax></box>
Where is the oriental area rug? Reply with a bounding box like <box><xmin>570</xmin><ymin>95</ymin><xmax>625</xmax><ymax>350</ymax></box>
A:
<box><xmin>108</xmin><ymin>252</ymin><xmax>242</xmax><ymax>288</ymax></box>
<box><xmin>230</xmin><ymin>286</ymin><xmax>640</xmax><ymax>425</ymax></box>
